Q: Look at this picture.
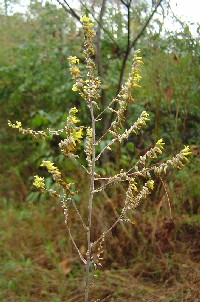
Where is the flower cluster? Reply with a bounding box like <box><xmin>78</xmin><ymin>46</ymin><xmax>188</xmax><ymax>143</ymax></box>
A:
<box><xmin>136</xmin><ymin>139</ymin><xmax>165</xmax><ymax>169</ymax></box>
<box><xmin>117</xmin><ymin>111</ymin><xmax>149</xmax><ymax>142</ymax></box>
<box><xmin>68</xmin><ymin>15</ymin><xmax>101</xmax><ymax>105</ymax></box>
<box><xmin>40</xmin><ymin>160</ymin><xmax>73</xmax><ymax>195</ymax></box>
<box><xmin>8</xmin><ymin>120</ymin><xmax>22</xmax><ymax>128</ymax></box>
<box><xmin>80</xmin><ymin>14</ymin><xmax>94</xmax><ymax>27</ymax></box>
<box><xmin>91</xmin><ymin>233</ymin><xmax>105</xmax><ymax>271</ymax></box>
<box><xmin>109</xmin><ymin>50</ymin><xmax>143</xmax><ymax>136</ymax></box>
<box><xmin>124</xmin><ymin>179</ymin><xmax>154</xmax><ymax>211</ymax></box>
<box><xmin>68</xmin><ymin>56</ymin><xmax>81</xmax><ymax>89</ymax></box>
<box><xmin>154</xmin><ymin>145</ymin><xmax>192</xmax><ymax>174</ymax></box>
<box><xmin>85</xmin><ymin>127</ymin><xmax>93</xmax><ymax>168</ymax></box>
<box><xmin>8</xmin><ymin>120</ymin><xmax>46</xmax><ymax>138</ymax></box>
<box><xmin>33</xmin><ymin>175</ymin><xmax>45</xmax><ymax>192</ymax></box>
<box><xmin>41</xmin><ymin>160</ymin><xmax>61</xmax><ymax>179</ymax></box>
<box><xmin>59</xmin><ymin>107</ymin><xmax>83</xmax><ymax>157</ymax></box>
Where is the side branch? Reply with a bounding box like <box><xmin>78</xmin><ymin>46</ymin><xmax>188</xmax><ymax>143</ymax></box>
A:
<box><xmin>95</xmin><ymin>111</ymin><xmax>149</xmax><ymax>161</ymax></box>
<box><xmin>63</xmin><ymin>0</ymin><xmax>81</xmax><ymax>21</ymax></box>
<box><xmin>129</xmin><ymin>0</ymin><xmax>164</xmax><ymax>50</ymax></box>
<box><xmin>116</xmin><ymin>0</ymin><xmax>163</xmax><ymax>96</ymax></box>
<box><xmin>92</xmin><ymin>217</ymin><xmax>121</xmax><ymax>248</ymax></box>
<box><xmin>68</xmin><ymin>227</ymin><xmax>87</xmax><ymax>264</ymax></box>
<box><xmin>56</xmin><ymin>0</ymin><xmax>81</xmax><ymax>22</ymax></box>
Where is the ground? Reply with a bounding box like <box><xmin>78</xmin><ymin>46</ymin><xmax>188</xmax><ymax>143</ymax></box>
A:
<box><xmin>0</xmin><ymin>201</ymin><xmax>199</xmax><ymax>302</ymax></box>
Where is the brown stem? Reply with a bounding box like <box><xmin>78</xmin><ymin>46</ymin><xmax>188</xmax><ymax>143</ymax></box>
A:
<box><xmin>85</xmin><ymin>103</ymin><xmax>96</xmax><ymax>302</ymax></box>
<box><xmin>67</xmin><ymin>227</ymin><xmax>86</xmax><ymax>264</ymax></box>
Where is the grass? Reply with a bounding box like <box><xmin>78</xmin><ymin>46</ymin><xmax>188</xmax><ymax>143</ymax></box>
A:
<box><xmin>0</xmin><ymin>196</ymin><xmax>200</xmax><ymax>302</ymax></box>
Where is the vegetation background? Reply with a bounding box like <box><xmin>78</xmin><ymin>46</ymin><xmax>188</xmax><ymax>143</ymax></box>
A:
<box><xmin>0</xmin><ymin>0</ymin><xmax>199</xmax><ymax>301</ymax></box>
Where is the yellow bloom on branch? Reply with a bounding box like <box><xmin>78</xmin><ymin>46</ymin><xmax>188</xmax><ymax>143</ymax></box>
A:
<box><xmin>33</xmin><ymin>175</ymin><xmax>45</xmax><ymax>189</ymax></box>
<box><xmin>80</xmin><ymin>14</ymin><xmax>94</xmax><ymax>27</ymax></box>
<box><xmin>155</xmin><ymin>138</ymin><xmax>165</xmax><ymax>154</ymax></box>
<box><xmin>147</xmin><ymin>180</ymin><xmax>154</xmax><ymax>190</ymax></box>
<box><xmin>72</xmin><ymin>84</ymin><xmax>78</xmax><ymax>92</ymax></box>
<box><xmin>72</xmin><ymin>128</ymin><xmax>83</xmax><ymax>142</ymax></box>
<box><xmin>8</xmin><ymin>120</ymin><xmax>22</xmax><ymax>129</ymax></box>
<box><xmin>41</xmin><ymin>160</ymin><xmax>61</xmax><ymax>177</ymax></box>
<box><xmin>68</xmin><ymin>56</ymin><xmax>79</xmax><ymax>64</ymax></box>
<box><xmin>70</xmin><ymin>66</ymin><xmax>80</xmax><ymax>76</ymax></box>
<box><xmin>182</xmin><ymin>146</ymin><xmax>192</xmax><ymax>156</ymax></box>
<box><xmin>69</xmin><ymin>107</ymin><xmax>78</xmax><ymax>115</ymax></box>
<box><xmin>68</xmin><ymin>107</ymin><xmax>80</xmax><ymax>124</ymax></box>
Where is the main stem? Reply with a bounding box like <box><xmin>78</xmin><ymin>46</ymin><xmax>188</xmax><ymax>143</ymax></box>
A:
<box><xmin>85</xmin><ymin>103</ymin><xmax>96</xmax><ymax>302</ymax></box>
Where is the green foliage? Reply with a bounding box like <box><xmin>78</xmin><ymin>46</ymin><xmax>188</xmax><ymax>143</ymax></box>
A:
<box><xmin>0</xmin><ymin>1</ymin><xmax>199</xmax><ymax>204</ymax></box>
<box><xmin>7</xmin><ymin>10</ymin><xmax>194</xmax><ymax>300</ymax></box>
<box><xmin>136</xmin><ymin>27</ymin><xmax>200</xmax><ymax>145</ymax></box>
<box><xmin>0</xmin><ymin>2</ymin><xmax>199</xmax><ymax>300</ymax></box>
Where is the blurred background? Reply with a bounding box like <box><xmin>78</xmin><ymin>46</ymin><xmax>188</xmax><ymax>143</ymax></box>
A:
<box><xmin>0</xmin><ymin>0</ymin><xmax>199</xmax><ymax>301</ymax></box>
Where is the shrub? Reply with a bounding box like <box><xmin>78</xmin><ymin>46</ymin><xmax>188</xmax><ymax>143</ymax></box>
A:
<box><xmin>8</xmin><ymin>14</ymin><xmax>191</xmax><ymax>302</ymax></box>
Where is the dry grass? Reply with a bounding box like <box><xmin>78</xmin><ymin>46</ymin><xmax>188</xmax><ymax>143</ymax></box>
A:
<box><xmin>0</xmin><ymin>196</ymin><xmax>199</xmax><ymax>302</ymax></box>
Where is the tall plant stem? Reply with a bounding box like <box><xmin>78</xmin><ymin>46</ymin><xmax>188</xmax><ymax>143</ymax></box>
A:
<box><xmin>85</xmin><ymin>103</ymin><xmax>96</xmax><ymax>302</ymax></box>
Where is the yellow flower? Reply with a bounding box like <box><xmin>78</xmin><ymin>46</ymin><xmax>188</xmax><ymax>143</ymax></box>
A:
<box><xmin>130</xmin><ymin>178</ymin><xmax>138</xmax><ymax>192</ymax></box>
<box><xmin>70</xmin><ymin>66</ymin><xmax>80</xmax><ymax>76</ymax></box>
<box><xmin>86</xmin><ymin>127</ymin><xmax>92</xmax><ymax>138</ymax></box>
<box><xmin>147</xmin><ymin>180</ymin><xmax>154</xmax><ymax>190</ymax></box>
<box><xmin>136</xmin><ymin>56</ymin><xmax>143</xmax><ymax>60</ymax></box>
<box><xmin>41</xmin><ymin>160</ymin><xmax>61</xmax><ymax>177</ymax></box>
<box><xmin>72</xmin><ymin>84</ymin><xmax>78</xmax><ymax>91</ymax></box>
<box><xmin>80</xmin><ymin>14</ymin><xmax>93</xmax><ymax>25</ymax></box>
<box><xmin>73</xmin><ymin>128</ymin><xmax>83</xmax><ymax>142</ymax></box>
<box><xmin>8</xmin><ymin>120</ymin><xmax>22</xmax><ymax>129</ymax></box>
<box><xmin>69</xmin><ymin>107</ymin><xmax>78</xmax><ymax>115</ymax></box>
<box><xmin>182</xmin><ymin>146</ymin><xmax>192</xmax><ymax>156</ymax></box>
<box><xmin>155</xmin><ymin>138</ymin><xmax>165</xmax><ymax>154</ymax></box>
<box><xmin>33</xmin><ymin>175</ymin><xmax>45</xmax><ymax>189</ymax></box>
<box><xmin>68</xmin><ymin>107</ymin><xmax>80</xmax><ymax>124</ymax></box>
<box><xmin>68</xmin><ymin>56</ymin><xmax>79</xmax><ymax>64</ymax></box>
<box><xmin>141</xmin><ymin>111</ymin><xmax>149</xmax><ymax>119</ymax></box>
<box><xmin>68</xmin><ymin>116</ymin><xmax>80</xmax><ymax>124</ymax></box>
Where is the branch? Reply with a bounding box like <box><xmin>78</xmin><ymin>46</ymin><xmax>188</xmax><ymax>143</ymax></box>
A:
<box><xmin>110</xmin><ymin>0</ymin><xmax>164</xmax><ymax>124</ymax></box>
<box><xmin>127</xmin><ymin>0</ymin><xmax>132</xmax><ymax>51</ymax></box>
<box><xmin>56</xmin><ymin>0</ymin><xmax>81</xmax><ymax>22</ymax></box>
<box><xmin>72</xmin><ymin>202</ymin><xmax>88</xmax><ymax>230</ymax></box>
<box><xmin>95</xmin><ymin>99</ymin><xmax>116</xmax><ymax>121</ymax></box>
<box><xmin>129</xmin><ymin>0</ymin><xmax>164</xmax><ymax>50</ymax></box>
<box><xmin>93</xmin><ymin>163</ymin><xmax>161</xmax><ymax>193</ymax></box>
<box><xmin>167</xmin><ymin>1</ymin><xmax>186</xmax><ymax>29</ymax></box>
<box><xmin>92</xmin><ymin>218</ymin><xmax>121</xmax><ymax>247</ymax></box>
<box><xmin>158</xmin><ymin>176</ymin><xmax>172</xmax><ymax>219</ymax></box>
<box><xmin>68</xmin><ymin>153</ymin><xmax>90</xmax><ymax>174</ymax></box>
<box><xmin>63</xmin><ymin>0</ymin><xmax>81</xmax><ymax>22</ymax></box>
<box><xmin>67</xmin><ymin>227</ymin><xmax>87</xmax><ymax>264</ymax></box>
<box><xmin>95</xmin><ymin>138</ymin><xmax>116</xmax><ymax>161</ymax></box>
<box><xmin>58</xmin><ymin>0</ymin><xmax>122</xmax><ymax>56</ymax></box>
<box><xmin>120</xmin><ymin>0</ymin><xmax>127</xmax><ymax>7</ymax></box>
<box><xmin>116</xmin><ymin>0</ymin><xmax>132</xmax><ymax>95</ymax></box>
<box><xmin>119</xmin><ymin>0</ymin><xmax>163</xmax><ymax>90</ymax></box>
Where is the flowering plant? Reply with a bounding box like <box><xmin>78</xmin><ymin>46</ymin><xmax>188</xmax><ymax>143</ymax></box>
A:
<box><xmin>8</xmin><ymin>14</ymin><xmax>191</xmax><ymax>302</ymax></box>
